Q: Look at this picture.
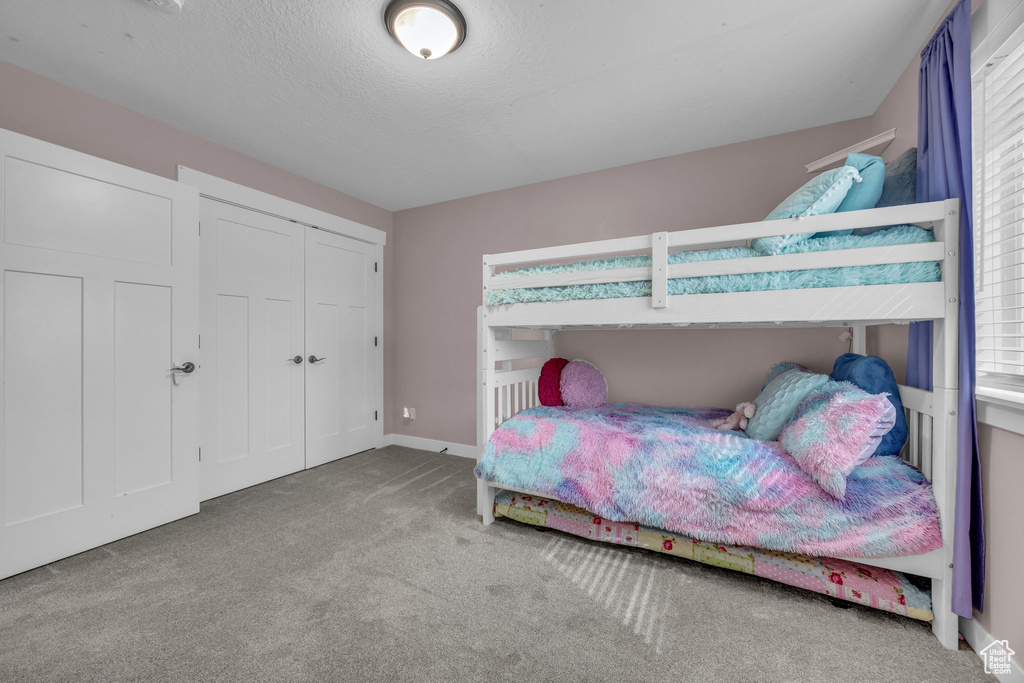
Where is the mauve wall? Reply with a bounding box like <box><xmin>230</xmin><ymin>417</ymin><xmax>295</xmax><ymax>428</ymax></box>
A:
<box><xmin>977</xmin><ymin>424</ymin><xmax>1024</xmax><ymax>656</ymax></box>
<box><xmin>391</xmin><ymin>114</ymin><xmax>879</xmax><ymax>446</ymax></box>
<box><xmin>0</xmin><ymin>60</ymin><xmax>398</xmax><ymax>436</ymax></box>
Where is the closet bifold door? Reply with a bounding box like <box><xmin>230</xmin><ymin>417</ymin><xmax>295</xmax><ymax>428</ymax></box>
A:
<box><xmin>0</xmin><ymin>128</ymin><xmax>200</xmax><ymax>579</ymax></box>
<box><xmin>304</xmin><ymin>228</ymin><xmax>378</xmax><ymax>467</ymax></box>
<box><xmin>199</xmin><ymin>199</ymin><xmax>306</xmax><ymax>501</ymax></box>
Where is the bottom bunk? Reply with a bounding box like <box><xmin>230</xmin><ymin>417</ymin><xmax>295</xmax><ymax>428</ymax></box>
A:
<box><xmin>493</xmin><ymin>489</ymin><xmax>933</xmax><ymax>622</ymax></box>
<box><xmin>476</xmin><ymin>344</ymin><xmax>960</xmax><ymax>648</ymax></box>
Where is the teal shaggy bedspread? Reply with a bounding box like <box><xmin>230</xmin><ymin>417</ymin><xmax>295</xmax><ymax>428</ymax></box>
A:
<box><xmin>486</xmin><ymin>225</ymin><xmax>940</xmax><ymax>306</ymax></box>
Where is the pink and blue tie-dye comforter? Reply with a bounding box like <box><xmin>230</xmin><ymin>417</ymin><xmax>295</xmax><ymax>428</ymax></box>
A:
<box><xmin>474</xmin><ymin>403</ymin><xmax>942</xmax><ymax>559</ymax></box>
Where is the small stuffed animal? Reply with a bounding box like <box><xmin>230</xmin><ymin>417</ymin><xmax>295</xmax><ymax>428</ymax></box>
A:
<box><xmin>710</xmin><ymin>401</ymin><xmax>757</xmax><ymax>431</ymax></box>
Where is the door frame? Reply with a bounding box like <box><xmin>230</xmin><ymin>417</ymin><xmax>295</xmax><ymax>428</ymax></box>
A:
<box><xmin>177</xmin><ymin>167</ymin><xmax>387</xmax><ymax>453</ymax></box>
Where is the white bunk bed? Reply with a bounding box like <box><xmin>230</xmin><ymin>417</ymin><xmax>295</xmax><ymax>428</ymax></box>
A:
<box><xmin>476</xmin><ymin>199</ymin><xmax>961</xmax><ymax>650</ymax></box>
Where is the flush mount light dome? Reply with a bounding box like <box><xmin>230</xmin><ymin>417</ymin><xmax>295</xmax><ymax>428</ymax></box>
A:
<box><xmin>384</xmin><ymin>0</ymin><xmax>466</xmax><ymax>60</ymax></box>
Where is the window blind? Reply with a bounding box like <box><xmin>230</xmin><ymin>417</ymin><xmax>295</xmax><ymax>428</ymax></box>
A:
<box><xmin>975</xmin><ymin>27</ymin><xmax>1024</xmax><ymax>389</ymax></box>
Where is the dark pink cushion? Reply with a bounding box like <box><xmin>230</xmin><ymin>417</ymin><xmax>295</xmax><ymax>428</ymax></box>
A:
<box><xmin>538</xmin><ymin>358</ymin><xmax>569</xmax><ymax>406</ymax></box>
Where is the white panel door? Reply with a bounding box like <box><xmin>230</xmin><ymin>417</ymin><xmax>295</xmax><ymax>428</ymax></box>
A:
<box><xmin>305</xmin><ymin>229</ymin><xmax>378</xmax><ymax>467</ymax></box>
<box><xmin>0</xmin><ymin>128</ymin><xmax>200</xmax><ymax>580</ymax></box>
<box><xmin>199</xmin><ymin>200</ymin><xmax>305</xmax><ymax>501</ymax></box>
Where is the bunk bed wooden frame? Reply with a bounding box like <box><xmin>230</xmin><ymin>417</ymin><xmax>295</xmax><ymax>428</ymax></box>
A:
<box><xmin>476</xmin><ymin>199</ymin><xmax>962</xmax><ymax>649</ymax></box>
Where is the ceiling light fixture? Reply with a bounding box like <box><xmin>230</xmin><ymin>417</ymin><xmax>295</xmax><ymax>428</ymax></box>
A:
<box><xmin>384</xmin><ymin>0</ymin><xmax>466</xmax><ymax>60</ymax></box>
<box><xmin>142</xmin><ymin>0</ymin><xmax>183</xmax><ymax>13</ymax></box>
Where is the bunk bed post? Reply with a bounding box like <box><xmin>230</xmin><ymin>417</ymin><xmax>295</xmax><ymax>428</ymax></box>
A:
<box><xmin>479</xmin><ymin>257</ymin><xmax>492</xmax><ymax>518</ymax></box>
<box><xmin>476</xmin><ymin>305</ymin><xmax>485</xmax><ymax>517</ymax></box>
<box><xmin>850</xmin><ymin>324</ymin><xmax>867</xmax><ymax>355</ymax></box>
<box><xmin>477</xmin><ymin>305</ymin><xmax>497</xmax><ymax>524</ymax></box>
<box><xmin>652</xmin><ymin>231</ymin><xmax>668</xmax><ymax>309</ymax></box>
<box><xmin>928</xmin><ymin>198</ymin><xmax>961</xmax><ymax>650</ymax></box>
<box><xmin>482</xmin><ymin>256</ymin><xmax>494</xmax><ymax>307</ymax></box>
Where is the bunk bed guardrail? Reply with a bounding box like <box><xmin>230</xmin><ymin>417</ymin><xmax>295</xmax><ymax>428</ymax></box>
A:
<box><xmin>481</xmin><ymin>200</ymin><xmax>958</xmax><ymax>327</ymax></box>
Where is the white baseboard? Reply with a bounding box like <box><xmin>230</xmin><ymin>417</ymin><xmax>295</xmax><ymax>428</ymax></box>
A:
<box><xmin>379</xmin><ymin>434</ymin><xmax>479</xmax><ymax>459</ymax></box>
<box><xmin>960</xmin><ymin>615</ymin><xmax>1024</xmax><ymax>682</ymax></box>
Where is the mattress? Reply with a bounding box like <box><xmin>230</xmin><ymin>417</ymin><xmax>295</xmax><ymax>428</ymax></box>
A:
<box><xmin>494</xmin><ymin>489</ymin><xmax>933</xmax><ymax>621</ymax></box>
<box><xmin>486</xmin><ymin>225</ymin><xmax>940</xmax><ymax>306</ymax></box>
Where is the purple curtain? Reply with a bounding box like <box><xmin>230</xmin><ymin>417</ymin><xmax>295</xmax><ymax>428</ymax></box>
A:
<box><xmin>907</xmin><ymin>0</ymin><xmax>984</xmax><ymax>616</ymax></box>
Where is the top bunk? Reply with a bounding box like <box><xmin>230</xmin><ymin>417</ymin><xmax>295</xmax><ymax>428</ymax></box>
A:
<box><xmin>481</xmin><ymin>199</ymin><xmax>960</xmax><ymax>330</ymax></box>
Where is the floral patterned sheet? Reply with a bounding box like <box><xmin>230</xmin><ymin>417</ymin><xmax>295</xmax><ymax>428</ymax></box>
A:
<box><xmin>494</xmin><ymin>489</ymin><xmax>932</xmax><ymax>622</ymax></box>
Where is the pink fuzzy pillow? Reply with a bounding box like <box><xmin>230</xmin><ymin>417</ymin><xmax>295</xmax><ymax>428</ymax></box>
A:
<box><xmin>781</xmin><ymin>381</ymin><xmax>896</xmax><ymax>499</ymax></box>
<box><xmin>559</xmin><ymin>360</ymin><xmax>607</xmax><ymax>408</ymax></box>
<box><xmin>538</xmin><ymin>358</ymin><xmax>570</xmax><ymax>406</ymax></box>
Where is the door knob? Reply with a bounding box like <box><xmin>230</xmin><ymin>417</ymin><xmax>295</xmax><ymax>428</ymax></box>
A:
<box><xmin>308</xmin><ymin>355</ymin><xmax>326</xmax><ymax>364</ymax></box>
<box><xmin>289</xmin><ymin>356</ymin><xmax>303</xmax><ymax>364</ymax></box>
<box><xmin>170</xmin><ymin>361</ymin><xmax>197</xmax><ymax>386</ymax></box>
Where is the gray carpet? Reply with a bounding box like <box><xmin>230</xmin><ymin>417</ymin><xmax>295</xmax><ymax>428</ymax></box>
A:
<box><xmin>0</xmin><ymin>446</ymin><xmax>988</xmax><ymax>682</ymax></box>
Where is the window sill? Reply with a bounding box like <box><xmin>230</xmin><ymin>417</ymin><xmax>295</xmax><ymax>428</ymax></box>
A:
<box><xmin>975</xmin><ymin>386</ymin><xmax>1024</xmax><ymax>436</ymax></box>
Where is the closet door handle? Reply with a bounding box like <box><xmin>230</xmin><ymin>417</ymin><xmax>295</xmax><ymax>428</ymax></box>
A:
<box><xmin>309</xmin><ymin>355</ymin><xmax>326</xmax><ymax>364</ymax></box>
<box><xmin>170</xmin><ymin>361</ymin><xmax>197</xmax><ymax>386</ymax></box>
<box><xmin>289</xmin><ymin>356</ymin><xmax>303</xmax><ymax>364</ymax></box>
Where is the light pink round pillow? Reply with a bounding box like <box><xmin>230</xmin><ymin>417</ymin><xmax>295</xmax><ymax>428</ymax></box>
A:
<box><xmin>559</xmin><ymin>360</ymin><xmax>607</xmax><ymax>408</ymax></box>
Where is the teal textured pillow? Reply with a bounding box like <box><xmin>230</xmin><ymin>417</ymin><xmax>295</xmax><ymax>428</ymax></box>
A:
<box><xmin>812</xmin><ymin>153</ymin><xmax>885</xmax><ymax>238</ymax></box>
<box><xmin>762</xmin><ymin>361</ymin><xmax>808</xmax><ymax>387</ymax></box>
<box><xmin>752</xmin><ymin>165</ymin><xmax>862</xmax><ymax>255</ymax></box>
<box><xmin>745</xmin><ymin>367</ymin><xmax>830</xmax><ymax>441</ymax></box>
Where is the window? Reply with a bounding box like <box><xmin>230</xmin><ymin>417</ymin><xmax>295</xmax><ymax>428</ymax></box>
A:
<box><xmin>973</xmin><ymin>23</ymin><xmax>1024</xmax><ymax>405</ymax></box>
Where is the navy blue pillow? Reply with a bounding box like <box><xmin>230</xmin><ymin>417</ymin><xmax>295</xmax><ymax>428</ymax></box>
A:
<box><xmin>831</xmin><ymin>353</ymin><xmax>907</xmax><ymax>456</ymax></box>
<box><xmin>875</xmin><ymin>147</ymin><xmax>917</xmax><ymax>209</ymax></box>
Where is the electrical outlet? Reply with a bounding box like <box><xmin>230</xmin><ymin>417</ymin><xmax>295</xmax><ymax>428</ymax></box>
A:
<box><xmin>409</xmin><ymin>407</ymin><xmax>416</xmax><ymax>420</ymax></box>
<box><xmin>402</xmin><ymin>407</ymin><xmax>416</xmax><ymax>420</ymax></box>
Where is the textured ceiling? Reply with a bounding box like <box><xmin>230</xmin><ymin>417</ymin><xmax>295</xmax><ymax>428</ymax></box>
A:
<box><xmin>0</xmin><ymin>0</ymin><xmax>950</xmax><ymax>211</ymax></box>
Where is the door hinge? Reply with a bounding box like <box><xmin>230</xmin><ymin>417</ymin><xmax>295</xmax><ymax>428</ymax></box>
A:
<box><xmin>198</xmin><ymin>334</ymin><xmax>201</xmax><ymax>349</ymax></box>
<box><xmin>374</xmin><ymin>336</ymin><xmax>378</xmax><ymax>347</ymax></box>
<box><xmin>199</xmin><ymin>447</ymin><xmax>202</xmax><ymax>462</ymax></box>
<box><xmin>198</xmin><ymin>222</ymin><xmax>201</xmax><ymax>236</ymax></box>
<box><xmin>375</xmin><ymin>261</ymin><xmax>378</xmax><ymax>273</ymax></box>
<box><xmin>375</xmin><ymin>410</ymin><xmax>378</xmax><ymax>421</ymax></box>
